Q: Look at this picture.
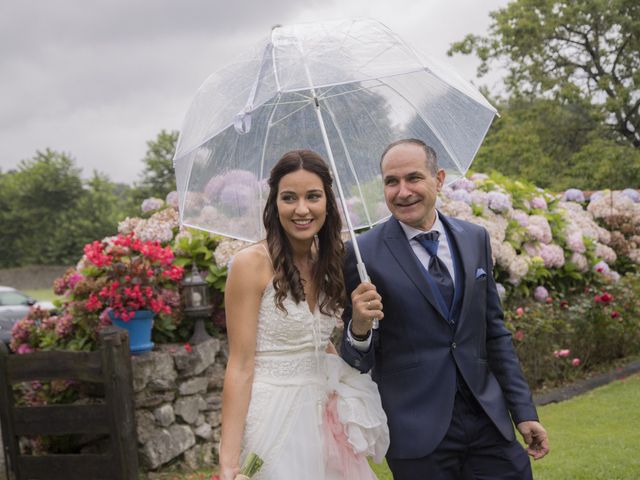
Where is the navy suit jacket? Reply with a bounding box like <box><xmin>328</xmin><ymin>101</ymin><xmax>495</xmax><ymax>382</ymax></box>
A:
<box><xmin>341</xmin><ymin>213</ymin><xmax>538</xmax><ymax>460</ymax></box>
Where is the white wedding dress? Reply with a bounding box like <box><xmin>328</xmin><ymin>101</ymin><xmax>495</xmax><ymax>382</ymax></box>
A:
<box><xmin>240</xmin><ymin>281</ymin><xmax>389</xmax><ymax>479</ymax></box>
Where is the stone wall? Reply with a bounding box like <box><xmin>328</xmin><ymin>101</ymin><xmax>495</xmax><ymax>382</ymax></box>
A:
<box><xmin>0</xmin><ymin>265</ymin><xmax>70</xmax><ymax>290</ymax></box>
<box><xmin>131</xmin><ymin>337</ymin><xmax>226</xmax><ymax>472</ymax></box>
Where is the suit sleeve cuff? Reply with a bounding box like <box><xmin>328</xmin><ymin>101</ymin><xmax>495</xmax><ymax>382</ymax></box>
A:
<box><xmin>346</xmin><ymin>320</ymin><xmax>372</xmax><ymax>351</ymax></box>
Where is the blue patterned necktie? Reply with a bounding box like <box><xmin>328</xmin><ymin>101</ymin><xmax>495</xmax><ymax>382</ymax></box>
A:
<box><xmin>415</xmin><ymin>231</ymin><xmax>454</xmax><ymax>310</ymax></box>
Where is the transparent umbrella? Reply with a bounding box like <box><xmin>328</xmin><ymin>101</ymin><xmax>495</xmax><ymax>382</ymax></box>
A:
<box><xmin>174</xmin><ymin>17</ymin><xmax>497</xmax><ymax>285</ymax></box>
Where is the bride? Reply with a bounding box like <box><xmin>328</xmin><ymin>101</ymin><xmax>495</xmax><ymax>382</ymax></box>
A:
<box><xmin>218</xmin><ymin>150</ymin><xmax>389</xmax><ymax>480</ymax></box>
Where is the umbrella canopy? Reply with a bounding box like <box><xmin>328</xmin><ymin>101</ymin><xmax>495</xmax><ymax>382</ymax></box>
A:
<box><xmin>174</xmin><ymin>18</ymin><xmax>497</xmax><ymax>242</ymax></box>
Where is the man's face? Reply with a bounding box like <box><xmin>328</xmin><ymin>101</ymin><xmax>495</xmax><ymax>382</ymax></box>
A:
<box><xmin>381</xmin><ymin>143</ymin><xmax>445</xmax><ymax>230</ymax></box>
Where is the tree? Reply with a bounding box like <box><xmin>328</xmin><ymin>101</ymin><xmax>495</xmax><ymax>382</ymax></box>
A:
<box><xmin>473</xmin><ymin>96</ymin><xmax>640</xmax><ymax>190</ymax></box>
<box><xmin>135</xmin><ymin>130</ymin><xmax>179</xmax><ymax>201</ymax></box>
<box><xmin>0</xmin><ymin>150</ymin><xmax>84</xmax><ymax>266</ymax></box>
<box><xmin>0</xmin><ymin>150</ymin><xmax>138</xmax><ymax>268</ymax></box>
<box><xmin>54</xmin><ymin>172</ymin><xmax>138</xmax><ymax>263</ymax></box>
<box><xmin>449</xmin><ymin>0</ymin><xmax>640</xmax><ymax>147</ymax></box>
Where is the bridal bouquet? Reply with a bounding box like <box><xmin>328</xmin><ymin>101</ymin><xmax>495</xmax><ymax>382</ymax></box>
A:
<box><xmin>235</xmin><ymin>452</ymin><xmax>264</xmax><ymax>479</ymax></box>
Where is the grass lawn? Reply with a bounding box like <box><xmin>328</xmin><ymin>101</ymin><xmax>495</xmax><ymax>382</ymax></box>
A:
<box><xmin>372</xmin><ymin>374</ymin><xmax>640</xmax><ymax>479</ymax></box>
<box><xmin>164</xmin><ymin>373</ymin><xmax>640</xmax><ymax>479</ymax></box>
<box><xmin>22</xmin><ymin>288</ymin><xmax>60</xmax><ymax>303</ymax></box>
<box><xmin>529</xmin><ymin>373</ymin><xmax>640</xmax><ymax>480</ymax></box>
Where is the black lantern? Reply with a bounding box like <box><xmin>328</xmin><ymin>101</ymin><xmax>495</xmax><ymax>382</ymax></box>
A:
<box><xmin>181</xmin><ymin>264</ymin><xmax>213</xmax><ymax>344</ymax></box>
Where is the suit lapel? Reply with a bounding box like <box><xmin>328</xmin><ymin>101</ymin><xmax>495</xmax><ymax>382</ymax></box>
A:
<box><xmin>383</xmin><ymin>217</ymin><xmax>449</xmax><ymax>321</ymax></box>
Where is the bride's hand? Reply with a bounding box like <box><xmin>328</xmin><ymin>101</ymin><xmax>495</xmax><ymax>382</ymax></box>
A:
<box><xmin>218</xmin><ymin>465</ymin><xmax>240</xmax><ymax>480</ymax></box>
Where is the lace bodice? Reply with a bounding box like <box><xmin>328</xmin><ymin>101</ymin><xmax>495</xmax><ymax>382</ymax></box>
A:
<box><xmin>253</xmin><ymin>282</ymin><xmax>339</xmax><ymax>382</ymax></box>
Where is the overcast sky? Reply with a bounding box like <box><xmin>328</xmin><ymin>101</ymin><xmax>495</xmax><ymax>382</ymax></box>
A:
<box><xmin>1</xmin><ymin>0</ymin><xmax>509</xmax><ymax>184</ymax></box>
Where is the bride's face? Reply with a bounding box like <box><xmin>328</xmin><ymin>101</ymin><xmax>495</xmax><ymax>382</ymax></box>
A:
<box><xmin>276</xmin><ymin>169</ymin><xmax>327</xmax><ymax>244</ymax></box>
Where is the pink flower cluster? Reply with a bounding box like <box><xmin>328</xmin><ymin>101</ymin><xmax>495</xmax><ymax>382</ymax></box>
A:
<box><xmin>553</xmin><ymin>349</ymin><xmax>581</xmax><ymax>366</ymax></box>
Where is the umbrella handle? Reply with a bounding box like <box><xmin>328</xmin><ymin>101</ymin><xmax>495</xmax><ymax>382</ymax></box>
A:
<box><xmin>356</xmin><ymin>261</ymin><xmax>379</xmax><ymax>330</ymax></box>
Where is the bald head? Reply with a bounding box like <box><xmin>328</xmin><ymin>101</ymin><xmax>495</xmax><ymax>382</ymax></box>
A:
<box><xmin>380</xmin><ymin>139</ymin><xmax>438</xmax><ymax>176</ymax></box>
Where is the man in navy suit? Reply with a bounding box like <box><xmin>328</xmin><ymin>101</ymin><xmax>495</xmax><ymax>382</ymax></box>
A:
<box><xmin>341</xmin><ymin>139</ymin><xmax>549</xmax><ymax>479</ymax></box>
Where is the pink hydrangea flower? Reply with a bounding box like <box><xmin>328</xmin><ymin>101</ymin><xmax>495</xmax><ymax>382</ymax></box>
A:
<box><xmin>204</xmin><ymin>175</ymin><xmax>227</xmax><ymax>201</ymax></box>
<box><xmin>487</xmin><ymin>191</ymin><xmax>512</xmax><ymax>213</ymax></box>
<box><xmin>533</xmin><ymin>286</ymin><xmax>549</xmax><ymax>302</ymax></box>
<box><xmin>165</xmin><ymin>191</ymin><xmax>179</xmax><ymax>208</ymax></box>
<box><xmin>511</xmin><ymin>209</ymin><xmax>529</xmax><ymax>227</ymax></box>
<box><xmin>449</xmin><ymin>189</ymin><xmax>472</xmax><ymax>205</ymax></box>
<box><xmin>593</xmin><ymin>260</ymin><xmax>610</xmax><ymax>273</ymax></box>
<box><xmin>451</xmin><ymin>178</ymin><xmax>476</xmax><ymax>192</ymax></box>
<box><xmin>141</xmin><ymin>197</ymin><xmax>164</xmax><ymax>213</ymax></box>
<box><xmin>566</xmin><ymin>232</ymin><xmax>586</xmax><ymax>253</ymax></box>
<box><xmin>563</xmin><ymin>189</ymin><xmax>585</xmax><ymax>202</ymax></box>
<box><xmin>539</xmin><ymin>244</ymin><xmax>565</xmax><ymax>268</ymax></box>
<box><xmin>530</xmin><ymin>196</ymin><xmax>547</xmax><ymax>210</ymax></box>
<box><xmin>527</xmin><ymin>215</ymin><xmax>552</xmax><ymax>243</ymax></box>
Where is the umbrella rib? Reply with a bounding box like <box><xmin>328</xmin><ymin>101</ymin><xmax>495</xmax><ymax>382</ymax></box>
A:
<box><xmin>269</xmin><ymin>100</ymin><xmax>313</xmax><ymax>127</ymax></box>
<box><xmin>257</xmin><ymin>98</ymin><xmax>281</xmax><ymax>239</ymax></box>
<box><xmin>317</xmin><ymin>81</ymin><xmax>384</xmax><ymax>101</ymax></box>
<box><xmin>262</xmin><ymin>99</ymin><xmax>310</xmax><ymax>106</ymax></box>
<box><xmin>378</xmin><ymin>79</ymin><xmax>466</xmax><ymax>174</ymax></box>
<box><xmin>321</xmin><ymin>101</ymin><xmax>374</xmax><ymax>227</ymax></box>
<box><xmin>270</xmin><ymin>28</ymin><xmax>282</xmax><ymax>92</ymax></box>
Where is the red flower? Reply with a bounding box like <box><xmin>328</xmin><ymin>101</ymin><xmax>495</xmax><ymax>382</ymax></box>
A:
<box><xmin>560</xmin><ymin>300</ymin><xmax>569</xmax><ymax>309</ymax></box>
<box><xmin>600</xmin><ymin>292</ymin><xmax>613</xmax><ymax>303</ymax></box>
<box><xmin>516</xmin><ymin>307</ymin><xmax>524</xmax><ymax>317</ymax></box>
<box><xmin>184</xmin><ymin>343</ymin><xmax>193</xmax><ymax>353</ymax></box>
<box><xmin>611</xmin><ymin>311</ymin><xmax>620</xmax><ymax>318</ymax></box>
<box><xmin>545</xmin><ymin>297</ymin><xmax>553</xmax><ymax>304</ymax></box>
<box><xmin>85</xmin><ymin>293</ymin><xmax>103</xmax><ymax>312</ymax></box>
<box><xmin>514</xmin><ymin>330</ymin><xmax>525</xmax><ymax>342</ymax></box>
<box><xmin>571</xmin><ymin>358</ymin><xmax>581</xmax><ymax>367</ymax></box>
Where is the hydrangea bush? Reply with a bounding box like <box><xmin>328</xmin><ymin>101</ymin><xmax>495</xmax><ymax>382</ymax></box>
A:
<box><xmin>439</xmin><ymin>172</ymin><xmax>639</xmax><ymax>298</ymax></box>
<box><xmin>441</xmin><ymin>174</ymin><xmax>640</xmax><ymax>388</ymax></box>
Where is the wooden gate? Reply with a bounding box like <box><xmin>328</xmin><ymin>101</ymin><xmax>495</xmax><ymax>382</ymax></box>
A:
<box><xmin>0</xmin><ymin>327</ymin><xmax>138</xmax><ymax>479</ymax></box>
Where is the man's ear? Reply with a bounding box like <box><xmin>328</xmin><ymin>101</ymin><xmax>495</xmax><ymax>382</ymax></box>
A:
<box><xmin>436</xmin><ymin>169</ymin><xmax>446</xmax><ymax>191</ymax></box>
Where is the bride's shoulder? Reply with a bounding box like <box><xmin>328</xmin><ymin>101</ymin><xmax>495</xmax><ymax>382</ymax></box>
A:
<box><xmin>227</xmin><ymin>242</ymin><xmax>272</xmax><ymax>285</ymax></box>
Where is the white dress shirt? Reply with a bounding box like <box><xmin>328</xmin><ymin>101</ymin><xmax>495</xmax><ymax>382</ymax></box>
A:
<box><xmin>347</xmin><ymin>211</ymin><xmax>455</xmax><ymax>350</ymax></box>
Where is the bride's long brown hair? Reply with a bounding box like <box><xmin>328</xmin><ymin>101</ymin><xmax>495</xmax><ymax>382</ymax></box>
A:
<box><xmin>263</xmin><ymin>150</ymin><xmax>346</xmax><ymax>316</ymax></box>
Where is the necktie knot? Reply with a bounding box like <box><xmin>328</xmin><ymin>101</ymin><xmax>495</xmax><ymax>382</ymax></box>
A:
<box><xmin>416</xmin><ymin>231</ymin><xmax>440</xmax><ymax>257</ymax></box>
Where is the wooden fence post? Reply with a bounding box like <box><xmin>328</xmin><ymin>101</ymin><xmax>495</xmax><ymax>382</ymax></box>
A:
<box><xmin>100</xmin><ymin>327</ymin><xmax>139</xmax><ymax>479</ymax></box>
<box><xmin>0</xmin><ymin>342</ymin><xmax>17</xmax><ymax>480</ymax></box>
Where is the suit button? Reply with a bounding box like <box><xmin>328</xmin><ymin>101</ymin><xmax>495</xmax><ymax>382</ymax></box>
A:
<box><xmin>451</xmin><ymin>342</ymin><xmax>457</xmax><ymax>349</ymax></box>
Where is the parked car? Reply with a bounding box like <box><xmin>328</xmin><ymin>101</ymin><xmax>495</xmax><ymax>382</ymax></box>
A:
<box><xmin>0</xmin><ymin>286</ymin><xmax>56</xmax><ymax>344</ymax></box>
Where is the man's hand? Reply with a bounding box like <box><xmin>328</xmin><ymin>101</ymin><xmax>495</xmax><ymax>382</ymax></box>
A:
<box><xmin>517</xmin><ymin>420</ymin><xmax>549</xmax><ymax>460</ymax></box>
<box><xmin>351</xmin><ymin>282</ymin><xmax>384</xmax><ymax>336</ymax></box>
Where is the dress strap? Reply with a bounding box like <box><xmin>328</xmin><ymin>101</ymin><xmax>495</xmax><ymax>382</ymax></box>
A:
<box><xmin>259</xmin><ymin>242</ymin><xmax>274</xmax><ymax>268</ymax></box>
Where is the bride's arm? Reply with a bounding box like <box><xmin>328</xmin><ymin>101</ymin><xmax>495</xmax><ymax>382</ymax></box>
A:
<box><xmin>325</xmin><ymin>340</ymin><xmax>338</xmax><ymax>355</ymax></box>
<box><xmin>219</xmin><ymin>248</ymin><xmax>270</xmax><ymax>480</ymax></box>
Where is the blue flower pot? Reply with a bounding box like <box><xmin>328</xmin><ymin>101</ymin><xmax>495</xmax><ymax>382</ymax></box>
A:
<box><xmin>108</xmin><ymin>310</ymin><xmax>154</xmax><ymax>355</ymax></box>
